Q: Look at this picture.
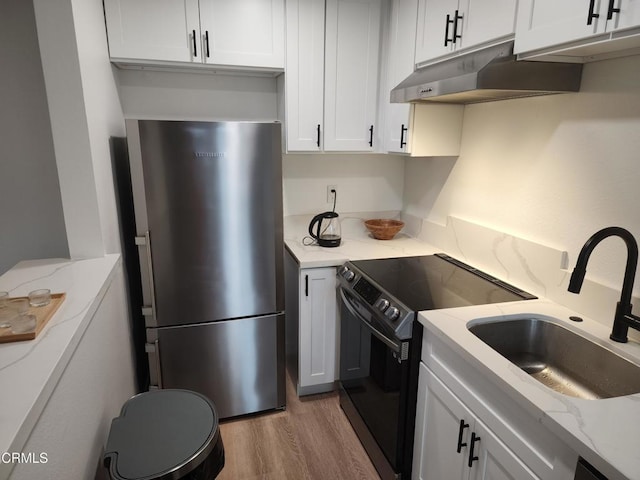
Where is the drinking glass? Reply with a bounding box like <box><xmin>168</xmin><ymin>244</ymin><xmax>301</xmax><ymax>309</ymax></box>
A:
<box><xmin>29</xmin><ymin>289</ymin><xmax>51</xmax><ymax>307</ymax></box>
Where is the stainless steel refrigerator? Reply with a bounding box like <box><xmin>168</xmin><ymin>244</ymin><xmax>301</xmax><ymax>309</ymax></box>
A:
<box><xmin>126</xmin><ymin>120</ymin><xmax>285</xmax><ymax>419</ymax></box>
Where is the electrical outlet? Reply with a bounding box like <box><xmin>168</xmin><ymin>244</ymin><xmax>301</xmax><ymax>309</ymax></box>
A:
<box><xmin>327</xmin><ymin>185</ymin><xmax>337</xmax><ymax>204</ymax></box>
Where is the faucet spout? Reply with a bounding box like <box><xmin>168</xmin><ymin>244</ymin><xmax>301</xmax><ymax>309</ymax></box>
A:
<box><xmin>568</xmin><ymin>226</ymin><xmax>639</xmax><ymax>343</ymax></box>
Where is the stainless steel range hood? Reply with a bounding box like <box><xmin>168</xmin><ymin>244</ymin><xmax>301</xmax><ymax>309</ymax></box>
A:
<box><xmin>391</xmin><ymin>41</ymin><xmax>583</xmax><ymax>104</ymax></box>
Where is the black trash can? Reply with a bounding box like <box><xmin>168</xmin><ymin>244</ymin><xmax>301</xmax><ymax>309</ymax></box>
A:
<box><xmin>104</xmin><ymin>389</ymin><xmax>224</xmax><ymax>480</ymax></box>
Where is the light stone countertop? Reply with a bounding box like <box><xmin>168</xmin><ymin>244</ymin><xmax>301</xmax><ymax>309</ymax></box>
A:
<box><xmin>0</xmin><ymin>255</ymin><xmax>121</xmax><ymax>477</ymax></box>
<box><xmin>286</xmin><ymin>213</ymin><xmax>639</xmax><ymax>479</ymax></box>
<box><xmin>284</xmin><ymin>213</ymin><xmax>439</xmax><ymax>267</ymax></box>
<box><xmin>419</xmin><ymin>300</ymin><xmax>640</xmax><ymax>480</ymax></box>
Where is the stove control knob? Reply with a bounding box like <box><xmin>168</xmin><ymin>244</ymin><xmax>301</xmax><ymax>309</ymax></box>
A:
<box><xmin>385</xmin><ymin>307</ymin><xmax>400</xmax><ymax>322</ymax></box>
<box><xmin>376</xmin><ymin>299</ymin><xmax>390</xmax><ymax>312</ymax></box>
<box><xmin>339</xmin><ymin>267</ymin><xmax>355</xmax><ymax>282</ymax></box>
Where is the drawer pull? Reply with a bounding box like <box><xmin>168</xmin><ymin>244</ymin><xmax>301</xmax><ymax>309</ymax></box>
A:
<box><xmin>456</xmin><ymin>419</ymin><xmax>469</xmax><ymax>453</ymax></box>
<box><xmin>468</xmin><ymin>432</ymin><xmax>481</xmax><ymax>467</ymax></box>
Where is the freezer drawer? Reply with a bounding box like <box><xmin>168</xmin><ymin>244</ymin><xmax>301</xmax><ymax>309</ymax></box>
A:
<box><xmin>148</xmin><ymin>313</ymin><xmax>285</xmax><ymax>419</ymax></box>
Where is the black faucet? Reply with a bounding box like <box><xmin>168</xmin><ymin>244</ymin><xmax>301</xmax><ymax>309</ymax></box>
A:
<box><xmin>568</xmin><ymin>226</ymin><xmax>640</xmax><ymax>343</ymax></box>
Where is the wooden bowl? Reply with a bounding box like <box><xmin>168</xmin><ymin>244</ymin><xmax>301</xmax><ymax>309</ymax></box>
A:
<box><xmin>364</xmin><ymin>219</ymin><xmax>405</xmax><ymax>240</ymax></box>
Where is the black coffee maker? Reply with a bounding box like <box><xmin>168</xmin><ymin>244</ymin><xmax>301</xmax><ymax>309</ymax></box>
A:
<box><xmin>308</xmin><ymin>211</ymin><xmax>341</xmax><ymax>247</ymax></box>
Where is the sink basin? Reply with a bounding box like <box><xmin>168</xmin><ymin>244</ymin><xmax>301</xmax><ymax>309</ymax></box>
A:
<box><xmin>468</xmin><ymin>317</ymin><xmax>640</xmax><ymax>399</ymax></box>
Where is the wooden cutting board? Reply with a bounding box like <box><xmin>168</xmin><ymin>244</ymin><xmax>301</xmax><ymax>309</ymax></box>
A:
<box><xmin>0</xmin><ymin>293</ymin><xmax>66</xmax><ymax>343</ymax></box>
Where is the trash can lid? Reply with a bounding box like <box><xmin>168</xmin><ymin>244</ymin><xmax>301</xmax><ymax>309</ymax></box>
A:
<box><xmin>104</xmin><ymin>389</ymin><xmax>220</xmax><ymax>480</ymax></box>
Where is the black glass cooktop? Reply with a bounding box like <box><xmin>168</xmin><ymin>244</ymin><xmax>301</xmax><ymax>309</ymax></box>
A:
<box><xmin>349</xmin><ymin>253</ymin><xmax>536</xmax><ymax>312</ymax></box>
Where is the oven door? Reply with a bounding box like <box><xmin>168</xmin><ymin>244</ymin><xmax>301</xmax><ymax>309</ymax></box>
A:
<box><xmin>338</xmin><ymin>286</ymin><xmax>421</xmax><ymax>480</ymax></box>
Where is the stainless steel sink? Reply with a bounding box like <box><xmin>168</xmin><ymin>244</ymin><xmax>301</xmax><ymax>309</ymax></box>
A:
<box><xmin>468</xmin><ymin>318</ymin><xmax>640</xmax><ymax>399</ymax></box>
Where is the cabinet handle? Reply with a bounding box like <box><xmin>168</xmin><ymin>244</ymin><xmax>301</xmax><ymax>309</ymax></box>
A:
<box><xmin>316</xmin><ymin>124</ymin><xmax>321</xmax><ymax>148</ymax></box>
<box><xmin>456</xmin><ymin>419</ymin><xmax>469</xmax><ymax>453</ymax></box>
<box><xmin>400</xmin><ymin>124</ymin><xmax>408</xmax><ymax>149</ymax></box>
<box><xmin>587</xmin><ymin>0</ymin><xmax>600</xmax><ymax>25</ymax></box>
<box><xmin>467</xmin><ymin>432</ymin><xmax>481</xmax><ymax>467</ymax></box>
<box><xmin>369</xmin><ymin>125</ymin><xmax>374</xmax><ymax>147</ymax></box>
<box><xmin>191</xmin><ymin>29</ymin><xmax>198</xmax><ymax>57</ymax></box>
<box><xmin>444</xmin><ymin>14</ymin><xmax>454</xmax><ymax>46</ymax></box>
<box><xmin>452</xmin><ymin>10</ymin><xmax>463</xmax><ymax>44</ymax></box>
<box><xmin>205</xmin><ymin>30</ymin><xmax>210</xmax><ymax>58</ymax></box>
<box><xmin>607</xmin><ymin>0</ymin><xmax>621</xmax><ymax>19</ymax></box>
<box><xmin>305</xmin><ymin>275</ymin><xmax>309</xmax><ymax>297</ymax></box>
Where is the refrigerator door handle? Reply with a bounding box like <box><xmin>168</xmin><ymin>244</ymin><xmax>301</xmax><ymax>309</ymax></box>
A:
<box><xmin>145</xmin><ymin>339</ymin><xmax>163</xmax><ymax>388</ymax></box>
<box><xmin>135</xmin><ymin>231</ymin><xmax>158</xmax><ymax>327</ymax></box>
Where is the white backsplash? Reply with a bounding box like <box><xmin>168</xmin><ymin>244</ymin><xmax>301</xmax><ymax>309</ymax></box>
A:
<box><xmin>283</xmin><ymin>153</ymin><xmax>405</xmax><ymax>216</ymax></box>
<box><xmin>411</xmin><ymin>213</ymin><xmax>639</xmax><ymax>340</ymax></box>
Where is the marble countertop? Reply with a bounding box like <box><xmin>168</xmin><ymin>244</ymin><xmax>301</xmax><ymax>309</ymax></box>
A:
<box><xmin>287</xmin><ymin>212</ymin><xmax>640</xmax><ymax>478</ymax></box>
<box><xmin>284</xmin><ymin>213</ymin><xmax>439</xmax><ymax>267</ymax></box>
<box><xmin>418</xmin><ymin>300</ymin><xmax>640</xmax><ymax>480</ymax></box>
<box><xmin>0</xmin><ymin>255</ymin><xmax>121</xmax><ymax>477</ymax></box>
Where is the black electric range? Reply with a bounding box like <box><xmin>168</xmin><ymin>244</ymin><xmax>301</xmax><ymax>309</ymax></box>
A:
<box><xmin>337</xmin><ymin>253</ymin><xmax>536</xmax><ymax>480</ymax></box>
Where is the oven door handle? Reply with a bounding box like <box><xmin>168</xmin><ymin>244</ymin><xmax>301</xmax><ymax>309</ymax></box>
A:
<box><xmin>339</xmin><ymin>286</ymin><xmax>404</xmax><ymax>356</ymax></box>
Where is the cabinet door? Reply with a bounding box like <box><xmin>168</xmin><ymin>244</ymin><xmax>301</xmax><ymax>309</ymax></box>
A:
<box><xmin>460</xmin><ymin>0</ymin><xmax>517</xmax><ymax>50</ymax></box>
<box><xmin>384</xmin><ymin>0</ymin><xmax>419</xmax><ymax>153</ymax></box>
<box><xmin>606</xmin><ymin>0</ymin><xmax>640</xmax><ymax>32</ymax></box>
<box><xmin>514</xmin><ymin>0</ymin><xmax>603</xmax><ymax>54</ymax></box>
<box><xmin>285</xmin><ymin>0</ymin><xmax>325</xmax><ymax>151</ymax></box>
<box><xmin>104</xmin><ymin>0</ymin><xmax>200</xmax><ymax>62</ymax></box>
<box><xmin>414</xmin><ymin>363</ymin><xmax>470</xmax><ymax>480</ymax></box>
<box><xmin>415</xmin><ymin>364</ymin><xmax>542</xmax><ymax>480</ymax></box>
<box><xmin>324</xmin><ymin>0</ymin><xmax>382</xmax><ymax>151</ymax></box>
<box><xmin>469</xmin><ymin>420</ymin><xmax>540</xmax><ymax>480</ymax></box>
<box><xmin>298</xmin><ymin>268</ymin><xmax>337</xmax><ymax>388</ymax></box>
<box><xmin>199</xmin><ymin>0</ymin><xmax>285</xmax><ymax>68</ymax></box>
<box><xmin>415</xmin><ymin>0</ymin><xmax>458</xmax><ymax>65</ymax></box>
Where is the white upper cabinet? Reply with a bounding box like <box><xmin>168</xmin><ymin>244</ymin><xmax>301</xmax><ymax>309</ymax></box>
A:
<box><xmin>284</xmin><ymin>0</ymin><xmax>325</xmax><ymax>151</ymax></box>
<box><xmin>324</xmin><ymin>0</ymin><xmax>382</xmax><ymax>151</ymax></box>
<box><xmin>415</xmin><ymin>0</ymin><xmax>518</xmax><ymax>66</ymax></box>
<box><xmin>199</xmin><ymin>0</ymin><xmax>285</xmax><ymax>68</ymax></box>
<box><xmin>104</xmin><ymin>0</ymin><xmax>200</xmax><ymax>63</ymax></box>
<box><xmin>462</xmin><ymin>0</ymin><xmax>519</xmax><ymax>49</ymax></box>
<box><xmin>415</xmin><ymin>0</ymin><xmax>458</xmax><ymax>63</ymax></box>
<box><xmin>515</xmin><ymin>0</ymin><xmax>640</xmax><ymax>59</ymax></box>
<box><xmin>284</xmin><ymin>0</ymin><xmax>383</xmax><ymax>152</ymax></box>
<box><xmin>613</xmin><ymin>0</ymin><xmax>640</xmax><ymax>31</ymax></box>
<box><xmin>103</xmin><ymin>0</ymin><xmax>285</xmax><ymax>69</ymax></box>
<box><xmin>383</xmin><ymin>0</ymin><xmax>419</xmax><ymax>153</ymax></box>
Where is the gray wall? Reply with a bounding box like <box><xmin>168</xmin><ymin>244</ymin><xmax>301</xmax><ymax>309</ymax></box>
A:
<box><xmin>0</xmin><ymin>0</ymin><xmax>68</xmax><ymax>274</ymax></box>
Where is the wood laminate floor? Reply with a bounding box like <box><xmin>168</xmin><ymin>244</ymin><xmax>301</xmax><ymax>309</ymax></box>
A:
<box><xmin>217</xmin><ymin>370</ymin><xmax>381</xmax><ymax>480</ymax></box>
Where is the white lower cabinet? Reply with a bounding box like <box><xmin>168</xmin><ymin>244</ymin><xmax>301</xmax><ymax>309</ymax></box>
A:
<box><xmin>298</xmin><ymin>267</ymin><xmax>338</xmax><ymax>390</ymax></box>
<box><xmin>284</xmin><ymin>250</ymin><xmax>338</xmax><ymax>395</ymax></box>
<box><xmin>414</xmin><ymin>334</ymin><xmax>578</xmax><ymax>480</ymax></box>
<box><xmin>415</xmin><ymin>364</ymin><xmax>539</xmax><ymax>480</ymax></box>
